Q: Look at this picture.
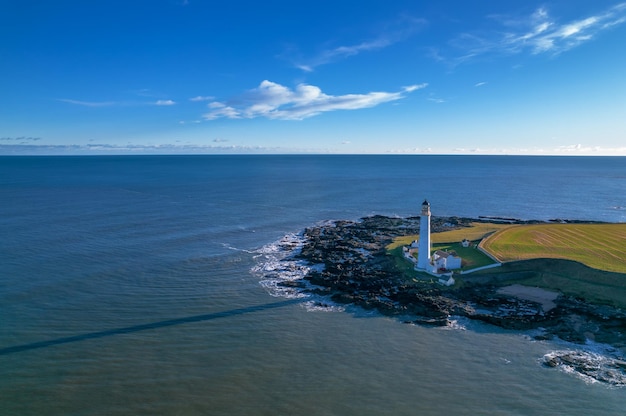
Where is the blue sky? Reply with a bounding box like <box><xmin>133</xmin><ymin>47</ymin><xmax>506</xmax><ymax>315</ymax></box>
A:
<box><xmin>2</xmin><ymin>0</ymin><xmax>626</xmax><ymax>155</ymax></box>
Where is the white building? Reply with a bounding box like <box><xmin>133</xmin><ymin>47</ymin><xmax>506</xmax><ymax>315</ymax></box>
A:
<box><xmin>432</xmin><ymin>250</ymin><xmax>462</xmax><ymax>271</ymax></box>
<box><xmin>438</xmin><ymin>275</ymin><xmax>456</xmax><ymax>286</ymax></box>
<box><xmin>412</xmin><ymin>200</ymin><xmax>463</xmax><ymax>279</ymax></box>
<box><xmin>417</xmin><ymin>200</ymin><xmax>431</xmax><ymax>270</ymax></box>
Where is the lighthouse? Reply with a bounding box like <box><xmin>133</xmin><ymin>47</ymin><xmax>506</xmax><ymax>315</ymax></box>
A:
<box><xmin>417</xmin><ymin>199</ymin><xmax>431</xmax><ymax>270</ymax></box>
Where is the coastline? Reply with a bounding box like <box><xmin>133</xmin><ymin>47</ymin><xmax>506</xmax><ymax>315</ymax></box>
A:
<box><xmin>262</xmin><ymin>214</ymin><xmax>626</xmax><ymax>386</ymax></box>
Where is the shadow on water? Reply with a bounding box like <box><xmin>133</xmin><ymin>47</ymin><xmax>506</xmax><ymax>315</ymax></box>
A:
<box><xmin>0</xmin><ymin>299</ymin><xmax>301</xmax><ymax>356</ymax></box>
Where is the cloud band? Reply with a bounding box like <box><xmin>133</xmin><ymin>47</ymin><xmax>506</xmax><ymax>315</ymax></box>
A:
<box><xmin>204</xmin><ymin>80</ymin><xmax>427</xmax><ymax>121</ymax></box>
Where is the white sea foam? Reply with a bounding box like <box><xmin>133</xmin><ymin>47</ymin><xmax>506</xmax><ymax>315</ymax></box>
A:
<box><xmin>443</xmin><ymin>316</ymin><xmax>468</xmax><ymax>331</ymax></box>
<box><xmin>303</xmin><ymin>300</ymin><xmax>345</xmax><ymax>313</ymax></box>
<box><xmin>221</xmin><ymin>242</ymin><xmax>255</xmax><ymax>253</ymax></box>
<box><xmin>542</xmin><ymin>348</ymin><xmax>626</xmax><ymax>387</ymax></box>
<box><xmin>525</xmin><ymin>327</ymin><xmax>626</xmax><ymax>386</ymax></box>
<box><xmin>251</xmin><ymin>231</ymin><xmax>346</xmax><ymax>313</ymax></box>
<box><xmin>252</xmin><ymin>232</ymin><xmax>325</xmax><ymax>302</ymax></box>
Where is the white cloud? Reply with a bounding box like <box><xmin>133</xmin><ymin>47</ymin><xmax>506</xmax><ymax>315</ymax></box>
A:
<box><xmin>450</xmin><ymin>3</ymin><xmax>626</xmax><ymax>60</ymax></box>
<box><xmin>298</xmin><ymin>38</ymin><xmax>393</xmax><ymax>71</ymax></box>
<box><xmin>474</xmin><ymin>82</ymin><xmax>487</xmax><ymax>87</ymax></box>
<box><xmin>0</xmin><ymin>136</ymin><xmax>41</xmax><ymax>142</ymax></box>
<box><xmin>289</xmin><ymin>16</ymin><xmax>427</xmax><ymax>71</ymax></box>
<box><xmin>7</xmin><ymin>142</ymin><xmax>624</xmax><ymax>156</ymax></box>
<box><xmin>190</xmin><ymin>95</ymin><xmax>214</xmax><ymax>102</ymax></box>
<box><xmin>510</xmin><ymin>8</ymin><xmax>618</xmax><ymax>55</ymax></box>
<box><xmin>203</xmin><ymin>80</ymin><xmax>427</xmax><ymax>121</ymax></box>
<box><xmin>385</xmin><ymin>144</ymin><xmax>626</xmax><ymax>155</ymax></box>
<box><xmin>403</xmin><ymin>84</ymin><xmax>428</xmax><ymax>92</ymax></box>
<box><xmin>204</xmin><ymin>102</ymin><xmax>241</xmax><ymax>120</ymax></box>
<box><xmin>553</xmin><ymin>143</ymin><xmax>607</xmax><ymax>153</ymax></box>
<box><xmin>60</xmin><ymin>98</ymin><xmax>179</xmax><ymax>107</ymax></box>
<box><xmin>58</xmin><ymin>99</ymin><xmax>117</xmax><ymax>107</ymax></box>
<box><xmin>0</xmin><ymin>143</ymin><xmax>289</xmax><ymax>155</ymax></box>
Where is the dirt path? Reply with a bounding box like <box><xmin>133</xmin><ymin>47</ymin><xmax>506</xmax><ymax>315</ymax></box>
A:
<box><xmin>497</xmin><ymin>284</ymin><xmax>559</xmax><ymax>311</ymax></box>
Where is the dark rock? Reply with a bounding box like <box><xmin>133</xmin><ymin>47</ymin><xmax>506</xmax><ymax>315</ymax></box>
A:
<box><xmin>542</xmin><ymin>351</ymin><xmax>626</xmax><ymax>386</ymax></box>
<box><xmin>282</xmin><ymin>215</ymin><xmax>626</xmax><ymax>356</ymax></box>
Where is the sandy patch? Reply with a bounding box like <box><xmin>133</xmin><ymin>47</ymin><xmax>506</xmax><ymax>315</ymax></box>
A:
<box><xmin>497</xmin><ymin>284</ymin><xmax>559</xmax><ymax>312</ymax></box>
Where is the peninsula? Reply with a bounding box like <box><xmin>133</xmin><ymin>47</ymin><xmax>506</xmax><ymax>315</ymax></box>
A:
<box><xmin>279</xmin><ymin>207</ymin><xmax>626</xmax><ymax>385</ymax></box>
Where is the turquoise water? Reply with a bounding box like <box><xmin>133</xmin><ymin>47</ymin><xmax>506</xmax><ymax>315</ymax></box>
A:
<box><xmin>1</xmin><ymin>155</ymin><xmax>625</xmax><ymax>415</ymax></box>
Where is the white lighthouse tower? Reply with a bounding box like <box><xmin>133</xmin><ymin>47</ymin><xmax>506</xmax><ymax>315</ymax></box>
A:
<box><xmin>417</xmin><ymin>199</ymin><xmax>431</xmax><ymax>270</ymax></box>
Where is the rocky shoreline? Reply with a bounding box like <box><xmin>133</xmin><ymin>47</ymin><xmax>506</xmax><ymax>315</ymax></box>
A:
<box><xmin>280</xmin><ymin>215</ymin><xmax>626</xmax><ymax>386</ymax></box>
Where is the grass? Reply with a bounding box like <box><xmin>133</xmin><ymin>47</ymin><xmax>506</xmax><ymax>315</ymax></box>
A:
<box><xmin>387</xmin><ymin>240</ymin><xmax>496</xmax><ymax>275</ymax></box>
<box><xmin>387</xmin><ymin>246</ymin><xmax>422</xmax><ymax>281</ymax></box>
<box><xmin>432</xmin><ymin>242</ymin><xmax>496</xmax><ymax>270</ymax></box>
<box><xmin>480</xmin><ymin>223</ymin><xmax>626</xmax><ymax>273</ymax></box>
<box><xmin>386</xmin><ymin>222</ymin><xmax>506</xmax><ymax>272</ymax></box>
<box><xmin>386</xmin><ymin>222</ymin><xmax>513</xmax><ymax>251</ymax></box>
<box><xmin>474</xmin><ymin>258</ymin><xmax>626</xmax><ymax>308</ymax></box>
<box><xmin>385</xmin><ymin>221</ymin><xmax>626</xmax><ymax>306</ymax></box>
<box><xmin>429</xmin><ymin>222</ymin><xmax>515</xmax><ymax>243</ymax></box>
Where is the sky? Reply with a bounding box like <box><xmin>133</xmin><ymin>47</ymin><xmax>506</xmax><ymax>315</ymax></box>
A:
<box><xmin>2</xmin><ymin>0</ymin><xmax>626</xmax><ymax>155</ymax></box>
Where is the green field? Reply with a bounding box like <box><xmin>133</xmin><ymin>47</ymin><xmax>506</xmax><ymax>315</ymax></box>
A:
<box><xmin>386</xmin><ymin>222</ymin><xmax>507</xmax><ymax>272</ymax></box>
<box><xmin>386</xmin><ymin>222</ymin><xmax>512</xmax><ymax>250</ymax></box>
<box><xmin>432</xmin><ymin>242</ymin><xmax>496</xmax><ymax>270</ymax></box>
<box><xmin>386</xmin><ymin>221</ymin><xmax>626</xmax><ymax>307</ymax></box>
<box><xmin>480</xmin><ymin>223</ymin><xmax>626</xmax><ymax>274</ymax></box>
<box><xmin>430</xmin><ymin>222</ymin><xmax>514</xmax><ymax>243</ymax></box>
<box><xmin>474</xmin><ymin>258</ymin><xmax>626</xmax><ymax>308</ymax></box>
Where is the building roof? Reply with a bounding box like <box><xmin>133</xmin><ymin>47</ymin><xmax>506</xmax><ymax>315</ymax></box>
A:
<box><xmin>434</xmin><ymin>250</ymin><xmax>459</xmax><ymax>258</ymax></box>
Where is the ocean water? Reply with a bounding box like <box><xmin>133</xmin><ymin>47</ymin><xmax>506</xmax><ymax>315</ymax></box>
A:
<box><xmin>1</xmin><ymin>155</ymin><xmax>625</xmax><ymax>415</ymax></box>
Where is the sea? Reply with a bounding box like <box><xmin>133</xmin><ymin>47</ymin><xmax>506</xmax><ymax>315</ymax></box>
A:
<box><xmin>1</xmin><ymin>155</ymin><xmax>625</xmax><ymax>415</ymax></box>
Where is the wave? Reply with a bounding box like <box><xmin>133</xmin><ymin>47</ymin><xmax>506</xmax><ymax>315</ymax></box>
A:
<box><xmin>251</xmin><ymin>231</ymin><xmax>343</xmax><ymax>313</ymax></box>
<box><xmin>539</xmin><ymin>337</ymin><xmax>626</xmax><ymax>387</ymax></box>
<box><xmin>442</xmin><ymin>315</ymin><xmax>469</xmax><ymax>331</ymax></box>
<box><xmin>542</xmin><ymin>349</ymin><xmax>626</xmax><ymax>387</ymax></box>
<box><xmin>220</xmin><ymin>242</ymin><xmax>255</xmax><ymax>254</ymax></box>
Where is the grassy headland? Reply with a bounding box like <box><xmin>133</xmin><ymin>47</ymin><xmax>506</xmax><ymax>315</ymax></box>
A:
<box><xmin>386</xmin><ymin>222</ymin><xmax>513</xmax><ymax>248</ymax></box>
<box><xmin>480</xmin><ymin>223</ymin><xmax>626</xmax><ymax>273</ymax></box>
<box><xmin>475</xmin><ymin>258</ymin><xmax>626</xmax><ymax>308</ymax></box>
<box><xmin>387</xmin><ymin>221</ymin><xmax>626</xmax><ymax>307</ymax></box>
<box><xmin>299</xmin><ymin>216</ymin><xmax>626</xmax><ymax>354</ymax></box>
<box><xmin>386</xmin><ymin>222</ymin><xmax>510</xmax><ymax>273</ymax></box>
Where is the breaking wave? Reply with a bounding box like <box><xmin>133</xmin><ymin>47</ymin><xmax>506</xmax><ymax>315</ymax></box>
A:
<box><xmin>442</xmin><ymin>316</ymin><xmax>469</xmax><ymax>331</ymax></box>
<box><xmin>542</xmin><ymin>344</ymin><xmax>626</xmax><ymax>387</ymax></box>
<box><xmin>251</xmin><ymin>231</ymin><xmax>344</xmax><ymax>313</ymax></box>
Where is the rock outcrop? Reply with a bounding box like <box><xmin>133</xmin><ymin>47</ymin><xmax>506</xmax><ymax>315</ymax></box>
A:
<box><xmin>285</xmin><ymin>215</ymin><xmax>626</xmax><ymax>385</ymax></box>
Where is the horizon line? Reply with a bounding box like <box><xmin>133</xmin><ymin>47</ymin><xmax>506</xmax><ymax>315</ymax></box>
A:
<box><xmin>1</xmin><ymin>152</ymin><xmax>625</xmax><ymax>157</ymax></box>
